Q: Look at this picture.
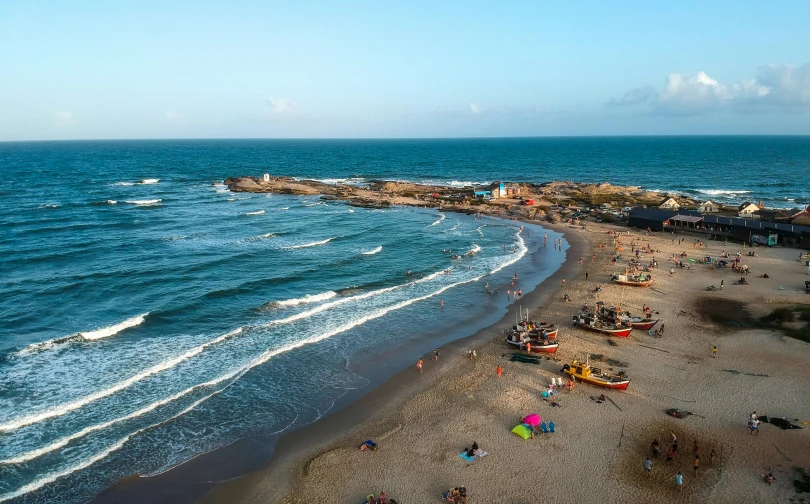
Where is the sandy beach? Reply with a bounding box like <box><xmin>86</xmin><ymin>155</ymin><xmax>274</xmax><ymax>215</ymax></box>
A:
<box><xmin>202</xmin><ymin>220</ymin><xmax>810</xmax><ymax>504</ymax></box>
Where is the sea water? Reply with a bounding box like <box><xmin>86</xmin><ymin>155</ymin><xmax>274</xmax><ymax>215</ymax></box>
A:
<box><xmin>0</xmin><ymin>137</ymin><xmax>806</xmax><ymax>503</ymax></box>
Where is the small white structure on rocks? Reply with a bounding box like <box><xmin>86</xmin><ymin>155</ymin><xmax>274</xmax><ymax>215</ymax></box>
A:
<box><xmin>263</xmin><ymin>173</ymin><xmax>270</xmax><ymax>182</ymax></box>
<box><xmin>659</xmin><ymin>197</ymin><xmax>681</xmax><ymax>210</ymax></box>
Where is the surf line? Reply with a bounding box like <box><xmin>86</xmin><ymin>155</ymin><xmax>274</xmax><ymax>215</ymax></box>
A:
<box><xmin>0</xmin><ymin>267</ymin><xmax>451</xmax><ymax>433</ymax></box>
<box><xmin>426</xmin><ymin>213</ymin><xmax>446</xmax><ymax>228</ymax></box>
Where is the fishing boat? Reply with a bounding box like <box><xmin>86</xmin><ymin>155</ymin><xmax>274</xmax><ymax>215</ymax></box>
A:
<box><xmin>562</xmin><ymin>356</ymin><xmax>630</xmax><ymax>390</ymax></box>
<box><xmin>597</xmin><ymin>304</ymin><xmax>659</xmax><ymax>331</ymax></box>
<box><xmin>572</xmin><ymin>314</ymin><xmax>632</xmax><ymax>337</ymax></box>
<box><xmin>522</xmin><ymin>321</ymin><xmax>558</xmax><ymax>340</ymax></box>
<box><xmin>611</xmin><ymin>271</ymin><xmax>653</xmax><ymax>287</ymax></box>
<box><xmin>505</xmin><ymin>334</ymin><xmax>559</xmax><ymax>353</ymax></box>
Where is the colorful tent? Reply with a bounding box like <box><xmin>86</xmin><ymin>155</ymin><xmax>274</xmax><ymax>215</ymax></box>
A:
<box><xmin>523</xmin><ymin>413</ymin><xmax>542</xmax><ymax>426</ymax></box>
<box><xmin>511</xmin><ymin>424</ymin><xmax>532</xmax><ymax>440</ymax></box>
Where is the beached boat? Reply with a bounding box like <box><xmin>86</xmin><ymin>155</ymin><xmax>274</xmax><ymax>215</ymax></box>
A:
<box><xmin>505</xmin><ymin>336</ymin><xmax>559</xmax><ymax>353</ymax></box>
<box><xmin>611</xmin><ymin>272</ymin><xmax>652</xmax><ymax>287</ymax></box>
<box><xmin>525</xmin><ymin>322</ymin><xmax>558</xmax><ymax>340</ymax></box>
<box><xmin>572</xmin><ymin>314</ymin><xmax>632</xmax><ymax>337</ymax></box>
<box><xmin>597</xmin><ymin>305</ymin><xmax>659</xmax><ymax>331</ymax></box>
<box><xmin>562</xmin><ymin>357</ymin><xmax>630</xmax><ymax>390</ymax></box>
<box><xmin>623</xmin><ymin>317</ymin><xmax>659</xmax><ymax>330</ymax></box>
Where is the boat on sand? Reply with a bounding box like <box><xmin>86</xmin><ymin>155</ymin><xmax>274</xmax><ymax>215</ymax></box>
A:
<box><xmin>611</xmin><ymin>272</ymin><xmax>652</xmax><ymax>287</ymax></box>
<box><xmin>572</xmin><ymin>314</ymin><xmax>632</xmax><ymax>337</ymax></box>
<box><xmin>562</xmin><ymin>357</ymin><xmax>630</xmax><ymax>390</ymax></box>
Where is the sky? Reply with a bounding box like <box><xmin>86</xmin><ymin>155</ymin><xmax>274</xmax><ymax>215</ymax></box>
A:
<box><xmin>1</xmin><ymin>0</ymin><xmax>809</xmax><ymax>140</ymax></box>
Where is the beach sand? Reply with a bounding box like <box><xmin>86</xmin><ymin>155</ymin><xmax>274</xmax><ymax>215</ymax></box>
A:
<box><xmin>203</xmin><ymin>222</ymin><xmax>810</xmax><ymax>504</ymax></box>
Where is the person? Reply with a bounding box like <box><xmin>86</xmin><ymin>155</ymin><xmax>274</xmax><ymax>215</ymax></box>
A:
<box><xmin>465</xmin><ymin>446</ymin><xmax>475</xmax><ymax>457</ymax></box>
<box><xmin>440</xmin><ymin>299</ymin><xmax>444</xmax><ymax>308</ymax></box>
<box><xmin>433</xmin><ymin>348</ymin><xmax>440</xmax><ymax>361</ymax></box>
<box><xmin>568</xmin><ymin>377</ymin><xmax>574</xmax><ymax>391</ymax></box>
<box><xmin>579</xmin><ymin>258</ymin><xmax>582</xmax><ymax>265</ymax></box>
<box><xmin>750</xmin><ymin>418</ymin><xmax>760</xmax><ymax>435</ymax></box>
<box><xmin>712</xmin><ymin>346</ymin><xmax>717</xmax><ymax>358</ymax></box>
<box><xmin>367</xmin><ymin>494</ymin><xmax>377</xmax><ymax>504</ymax></box>
<box><xmin>693</xmin><ymin>440</ymin><xmax>699</xmax><ymax>457</ymax></box>
<box><xmin>561</xmin><ymin>278</ymin><xmax>566</xmax><ymax>286</ymax></box>
<box><xmin>468</xmin><ymin>346</ymin><xmax>474</xmax><ymax>359</ymax></box>
<box><xmin>709</xmin><ymin>448</ymin><xmax>716</xmax><ymax>466</ymax></box>
<box><xmin>416</xmin><ymin>358</ymin><xmax>423</xmax><ymax>373</ymax></box>
<box><xmin>496</xmin><ymin>364</ymin><xmax>502</xmax><ymax>378</ymax></box>
<box><xmin>659</xmin><ymin>323</ymin><xmax>665</xmax><ymax>335</ymax></box>
<box><xmin>675</xmin><ymin>471</ymin><xmax>684</xmax><ymax>493</ymax></box>
<box><xmin>379</xmin><ymin>491</ymin><xmax>388</xmax><ymax>503</ymax></box>
<box><xmin>525</xmin><ymin>341</ymin><xmax>532</xmax><ymax>353</ymax></box>
<box><xmin>652</xmin><ymin>439</ymin><xmax>660</xmax><ymax>458</ymax></box>
<box><xmin>666</xmin><ymin>448</ymin><xmax>675</xmax><ymax>462</ymax></box>
<box><xmin>720</xmin><ymin>279</ymin><xmax>724</xmax><ymax>290</ymax></box>
<box><xmin>585</xmin><ymin>271</ymin><xmax>589</xmax><ymax>280</ymax></box>
<box><xmin>765</xmin><ymin>473</ymin><xmax>775</xmax><ymax>485</ymax></box>
<box><xmin>644</xmin><ymin>456</ymin><xmax>653</xmax><ymax>478</ymax></box>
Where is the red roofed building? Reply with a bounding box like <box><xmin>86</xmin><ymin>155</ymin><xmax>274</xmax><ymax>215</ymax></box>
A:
<box><xmin>792</xmin><ymin>205</ymin><xmax>810</xmax><ymax>226</ymax></box>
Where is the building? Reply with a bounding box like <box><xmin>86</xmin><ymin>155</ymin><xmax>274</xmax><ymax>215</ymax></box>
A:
<box><xmin>263</xmin><ymin>173</ymin><xmax>270</xmax><ymax>182</ymax></box>
<box><xmin>659</xmin><ymin>198</ymin><xmax>681</xmax><ymax>210</ymax></box>
<box><xmin>473</xmin><ymin>190</ymin><xmax>492</xmax><ymax>200</ymax></box>
<box><xmin>738</xmin><ymin>202</ymin><xmax>761</xmax><ymax>217</ymax></box>
<box><xmin>483</xmin><ymin>182</ymin><xmax>505</xmax><ymax>199</ymax></box>
<box><xmin>628</xmin><ymin>208</ymin><xmax>678</xmax><ymax>231</ymax></box>
<box><xmin>792</xmin><ymin>204</ymin><xmax>810</xmax><ymax>226</ymax></box>
<box><xmin>697</xmin><ymin>200</ymin><xmax>718</xmax><ymax>213</ymax></box>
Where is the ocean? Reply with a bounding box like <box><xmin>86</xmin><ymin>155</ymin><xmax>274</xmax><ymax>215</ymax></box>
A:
<box><xmin>0</xmin><ymin>136</ymin><xmax>807</xmax><ymax>503</ymax></box>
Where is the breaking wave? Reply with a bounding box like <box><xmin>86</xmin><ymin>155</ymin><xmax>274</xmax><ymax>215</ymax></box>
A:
<box><xmin>282</xmin><ymin>238</ymin><xmax>333</xmax><ymax>250</ymax></box>
<box><xmin>362</xmin><ymin>246</ymin><xmax>382</xmax><ymax>255</ymax></box>
<box><xmin>124</xmin><ymin>199</ymin><xmax>162</xmax><ymax>206</ymax></box>
<box><xmin>245</xmin><ymin>210</ymin><xmax>265</xmax><ymax>215</ymax></box>
<box><xmin>427</xmin><ymin>213</ymin><xmax>446</xmax><ymax>227</ymax></box>
<box><xmin>14</xmin><ymin>313</ymin><xmax>150</xmax><ymax>357</ymax></box>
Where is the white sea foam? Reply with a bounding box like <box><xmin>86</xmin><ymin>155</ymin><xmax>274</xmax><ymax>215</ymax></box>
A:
<box><xmin>427</xmin><ymin>213</ymin><xmax>446</xmax><ymax>227</ymax></box>
<box><xmin>274</xmin><ymin>291</ymin><xmax>338</xmax><ymax>308</ymax></box>
<box><xmin>442</xmin><ymin>222</ymin><xmax>459</xmax><ymax>233</ymax></box>
<box><xmin>140</xmin><ymin>178</ymin><xmax>160</xmax><ymax>184</ymax></box>
<box><xmin>466</xmin><ymin>244</ymin><xmax>481</xmax><ymax>255</ymax></box>
<box><xmin>80</xmin><ymin>313</ymin><xmax>149</xmax><ymax>341</ymax></box>
<box><xmin>476</xmin><ymin>224</ymin><xmax>486</xmax><ymax>236</ymax></box>
<box><xmin>347</xmin><ymin>208</ymin><xmax>354</xmax><ymax>213</ymax></box>
<box><xmin>0</xmin><ymin>329</ymin><xmax>243</xmax><ymax>433</ymax></box>
<box><xmin>37</xmin><ymin>204</ymin><xmax>60</xmax><ymax>209</ymax></box>
<box><xmin>362</xmin><ymin>246</ymin><xmax>382</xmax><ymax>255</ymax></box>
<box><xmin>695</xmin><ymin>189</ymin><xmax>752</xmax><ymax>196</ymax></box>
<box><xmin>245</xmin><ymin>232</ymin><xmax>275</xmax><ymax>242</ymax></box>
<box><xmin>15</xmin><ymin>313</ymin><xmax>150</xmax><ymax>356</ymax></box>
<box><xmin>279</xmin><ymin>207</ymin><xmax>289</xmax><ymax>210</ymax></box>
<box><xmin>0</xmin><ymin>382</ymin><xmax>232</xmax><ymax>502</ymax></box>
<box><xmin>115</xmin><ymin>182</ymin><xmax>135</xmax><ymax>186</ymax></box>
<box><xmin>107</xmin><ymin>200</ymin><xmax>117</xmax><ymax>205</ymax></box>
<box><xmin>124</xmin><ymin>199</ymin><xmax>162</xmax><ymax>205</ymax></box>
<box><xmin>245</xmin><ymin>210</ymin><xmax>265</xmax><ymax>215</ymax></box>
<box><xmin>282</xmin><ymin>238</ymin><xmax>333</xmax><ymax>250</ymax></box>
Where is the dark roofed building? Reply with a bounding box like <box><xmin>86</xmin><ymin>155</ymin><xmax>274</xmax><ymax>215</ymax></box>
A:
<box><xmin>628</xmin><ymin>208</ymin><xmax>678</xmax><ymax>231</ymax></box>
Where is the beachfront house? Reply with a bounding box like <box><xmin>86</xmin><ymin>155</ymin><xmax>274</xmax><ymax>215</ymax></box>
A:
<box><xmin>659</xmin><ymin>198</ymin><xmax>681</xmax><ymax>210</ymax></box>
<box><xmin>485</xmin><ymin>182</ymin><xmax>505</xmax><ymax>199</ymax></box>
<box><xmin>738</xmin><ymin>202</ymin><xmax>761</xmax><ymax>218</ymax></box>
<box><xmin>791</xmin><ymin>205</ymin><xmax>810</xmax><ymax>226</ymax></box>
<box><xmin>698</xmin><ymin>200</ymin><xmax>718</xmax><ymax>213</ymax></box>
<box><xmin>473</xmin><ymin>189</ymin><xmax>492</xmax><ymax>200</ymax></box>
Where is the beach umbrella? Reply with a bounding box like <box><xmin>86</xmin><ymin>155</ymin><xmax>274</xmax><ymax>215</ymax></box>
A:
<box><xmin>511</xmin><ymin>424</ymin><xmax>533</xmax><ymax>440</ymax></box>
<box><xmin>523</xmin><ymin>413</ymin><xmax>542</xmax><ymax>426</ymax></box>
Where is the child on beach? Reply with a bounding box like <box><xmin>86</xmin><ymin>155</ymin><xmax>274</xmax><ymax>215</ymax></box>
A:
<box><xmin>675</xmin><ymin>472</ymin><xmax>684</xmax><ymax>493</ymax></box>
<box><xmin>416</xmin><ymin>358</ymin><xmax>423</xmax><ymax>373</ymax></box>
<box><xmin>496</xmin><ymin>365</ymin><xmax>502</xmax><ymax>378</ymax></box>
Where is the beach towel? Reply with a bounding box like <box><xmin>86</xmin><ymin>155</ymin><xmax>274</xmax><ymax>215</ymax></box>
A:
<box><xmin>459</xmin><ymin>452</ymin><xmax>476</xmax><ymax>462</ymax></box>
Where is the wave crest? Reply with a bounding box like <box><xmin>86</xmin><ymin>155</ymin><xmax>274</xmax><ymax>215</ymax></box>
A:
<box><xmin>282</xmin><ymin>238</ymin><xmax>333</xmax><ymax>250</ymax></box>
<box><xmin>362</xmin><ymin>246</ymin><xmax>382</xmax><ymax>255</ymax></box>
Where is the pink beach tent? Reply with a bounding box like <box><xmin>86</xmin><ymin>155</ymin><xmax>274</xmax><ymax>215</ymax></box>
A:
<box><xmin>523</xmin><ymin>413</ymin><xmax>542</xmax><ymax>426</ymax></box>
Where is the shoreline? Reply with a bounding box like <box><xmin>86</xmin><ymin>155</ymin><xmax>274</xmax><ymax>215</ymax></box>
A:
<box><xmin>88</xmin><ymin>217</ymin><xmax>581</xmax><ymax>504</ymax></box>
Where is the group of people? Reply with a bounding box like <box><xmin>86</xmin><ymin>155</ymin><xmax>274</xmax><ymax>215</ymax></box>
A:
<box><xmin>442</xmin><ymin>486</ymin><xmax>468</xmax><ymax>503</ymax></box>
<box><xmin>362</xmin><ymin>491</ymin><xmax>395</xmax><ymax>504</ymax></box>
<box><xmin>645</xmin><ymin>432</ymin><xmax>716</xmax><ymax>492</ymax></box>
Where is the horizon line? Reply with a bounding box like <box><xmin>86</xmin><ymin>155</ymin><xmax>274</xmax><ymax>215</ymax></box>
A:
<box><xmin>3</xmin><ymin>133</ymin><xmax>810</xmax><ymax>144</ymax></box>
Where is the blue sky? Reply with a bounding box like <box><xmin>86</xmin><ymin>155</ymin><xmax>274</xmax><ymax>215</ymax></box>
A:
<box><xmin>2</xmin><ymin>0</ymin><xmax>809</xmax><ymax>140</ymax></box>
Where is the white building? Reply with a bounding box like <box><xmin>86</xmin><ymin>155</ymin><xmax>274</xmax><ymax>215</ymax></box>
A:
<box><xmin>738</xmin><ymin>201</ymin><xmax>761</xmax><ymax>217</ymax></box>
<box><xmin>698</xmin><ymin>200</ymin><xmax>718</xmax><ymax>213</ymax></box>
<box><xmin>659</xmin><ymin>197</ymin><xmax>681</xmax><ymax>210</ymax></box>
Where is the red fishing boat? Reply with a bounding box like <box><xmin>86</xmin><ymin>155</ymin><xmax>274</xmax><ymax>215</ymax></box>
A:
<box><xmin>597</xmin><ymin>304</ymin><xmax>659</xmax><ymax>331</ymax></box>
<box><xmin>572</xmin><ymin>314</ymin><xmax>632</xmax><ymax>337</ymax></box>
<box><xmin>505</xmin><ymin>336</ymin><xmax>559</xmax><ymax>353</ymax></box>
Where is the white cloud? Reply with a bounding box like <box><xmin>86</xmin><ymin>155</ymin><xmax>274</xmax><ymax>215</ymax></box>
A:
<box><xmin>612</xmin><ymin>63</ymin><xmax>810</xmax><ymax>115</ymax></box>
<box><xmin>56</xmin><ymin>110</ymin><xmax>74</xmax><ymax>123</ymax></box>
<box><xmin>468</xmin><ymin>103</ymin><xmax>482</xmax><ymax>115</ymax></box>
<box><xmin>267</xmin><ymin>97</ymin><xmax>299</xmax><ymax>116</ymax></box>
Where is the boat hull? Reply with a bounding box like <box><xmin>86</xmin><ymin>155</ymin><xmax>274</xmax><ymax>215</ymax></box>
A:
<box><xmin>573</xmin><ymin>322</ymin><xmax>632</xmax><ymax>338</ymax></box>
<box><xmin>506</xmin><ymin>339</ymin><xmax>559</xmax><ymax>353</ymax></box>
<box><xmin>612</xmin><ymin>279</ymin><xmax>652</xmax><ymax>287</ymax></box>
<box><xmin>627</xmin><ymin>319</ymin><xmax>659</xmax><ymax>330</ymax></box>
<box><xmin>563</xmin><ymin>369</ymin><xmax>630</xmax><ymax>390</ymax></box>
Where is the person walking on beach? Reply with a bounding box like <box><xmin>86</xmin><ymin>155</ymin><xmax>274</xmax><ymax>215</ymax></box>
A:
<box><xmin>416</xmin><ymin>358</ymin><xmax>423</xmax><ymax>373</ymax></box>
<box><xmin>585</xmin><ymin>271</ymin><xmax>589</xmax><ymax>280</ymax></box>
<box><xmin>666</xmin><ymin>448</ymin><xmax>675</xmax><ymax>463</ymax></box>
<box><xmin>592</xmin><ymin>253</ymin><xmax>596</xmax><ymax>262</ymax></box>
<box><xmin>693</xmin><ymin>455</ymin><xmax>700</xmax><ymax>477</ymax></box>
<box><xmin>561</xmin><ymin>278</ymin><xmax>566</xmax><ymax>287</ymax></box>
<box><xmin>578</xmin><ymin>258</ymin><xmax>582</xmax><ymax>266</ymax></box>
<box><xmin>720</xmin><ymin>279</ymin><xmax>724</xmax><ymax>290</ymax></box>
<box><xmin>468</xmin><ymin>346</ymin><xmax>474</xmax><ymax>359</ymax></box>
<box><xmin>651</xmin><ymin>439</ymin><xmax>660</xmax><ymax>458</ymax></box>
<box><xmin>644</xmin><ymin>457</ymin><xmax>653</xmax><ymax>478</ymax></box>
<box><xmin>496</xmin><ymin>364</ymin><xmax>502</xmax><ymax>378</ymax></box>
<box><xmin>709</xmin><ymin>448</ymin><xmax>716</xmax><ymax>466</ymax></box>
<box><xmin>433</xmin><ymin>348</ymin><xmax>440</xmax><ymax>361</ymax></box>
<box><xmin>675</xmin><ymin>472</ymin><xmax>684</xmax><ymax>493</ymax></box>
<box><xmin>712</xmin><ymin>346</ymin><xmax>717</xmax><ymax>358</ymax></box>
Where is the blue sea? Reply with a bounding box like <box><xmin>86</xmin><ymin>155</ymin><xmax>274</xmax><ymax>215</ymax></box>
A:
<box><xmin>0</xmin><ymin>137</ymin><xmax>807</xmax><ymax>503</ymax></box>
